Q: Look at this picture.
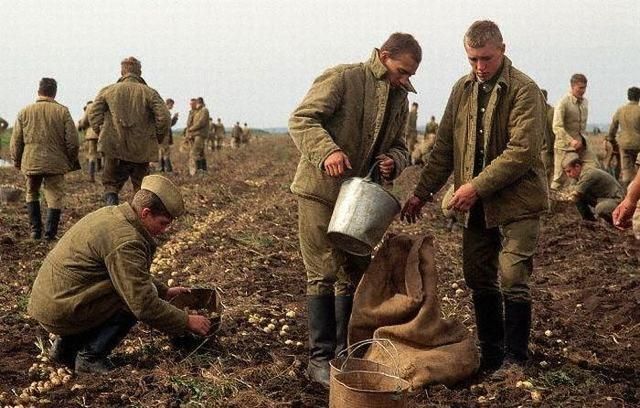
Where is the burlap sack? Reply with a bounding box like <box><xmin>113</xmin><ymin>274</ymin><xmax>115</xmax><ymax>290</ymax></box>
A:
<box><xmin>348</xmin><ymin>234</ymin><xmax>479</xmax><ymax>388</ymax></box>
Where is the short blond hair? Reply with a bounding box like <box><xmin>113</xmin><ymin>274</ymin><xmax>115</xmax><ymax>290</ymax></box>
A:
<box><xmin>464</xmin><ymin>20</ymin><xmax>503</xmax><ymax>48</ymax></box>
<box><xmin>121</xmin><ymin>56</ymin><xmax>142</xmax><ymax>76</ymax></box>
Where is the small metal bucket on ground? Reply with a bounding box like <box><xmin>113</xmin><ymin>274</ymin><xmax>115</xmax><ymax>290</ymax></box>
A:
<box><xmin>329</xmin><ymin>339</ymin><xmax>410</xmax><ymax>408</ymax></box>
<box><xmin>169</xmin><ymin>287</ymin><xmax>223</xmax><ymax>333</ymax></box>
<box><xmin>327</xmin><ymin>164</ymin><xmax>400</xmax><ymax>256</ymax></box>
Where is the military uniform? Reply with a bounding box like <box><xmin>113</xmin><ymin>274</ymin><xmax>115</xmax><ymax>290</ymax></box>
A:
<box><xmin>571</xmin><ymin>166</ymin><xmax>624</xmax><ymax>223</ymax></box>
<box><xmin>405</xmin><ymin>105</ymin><xmax>418</xmax><ymax>154</ymax></box>
<box><xmin>159</xmin><ymin>112</ymin><xmax>178</xmax><ymax>172</ymax></box>
<box><xmin>425</xmin><ymin>118</ymin><xmax>438</xmax><ymax>136</ymax></box>
<box><xmin>187</xmin><ymin>105</ymin><xmax>210</xmax><ymax>172</ymax></box>
<box><xmin>213</xmin><ymin>119</ymin><xmax>225</xmax><ymax>150</ymax></box>
<box><xmin>607</xmin><ymin>101</ymin><xmax>640</xmax><ymax>186</ymax></box>
<box><xmin>89</xmin><ymin>73</ymin><xmax>170</xmax><ymax>205</ymax></box>
<box><xmin>551</xmin><ymin>92</ymin><xmax>599</xmax><ymax>190</ymax></box>
<box><xmin>78</xmin><ymin>103</ymin><xmax>99</xmax><ymax>182</ymax></box>
<box><xmin>413</xmin><ymin>56</ymin><xmax>547</xmax><ymax>368</ymax></box>
<box><xmin>10</xmin><ymin>96</ymin><xmax>79</xmax><ymax>240</ymax></box>
<box><xmin>540</xmin><ymin>102</ymin><xmax>555</xmax><ymax>186</ymax></box>
<box><xmin>231</xmin><ymin>123</ymin><xmax>242</xmax><ymax>148</ymax></box>
<box><xmin>241</xmin><ymin>124</ymin><xmax>252</xmax><ymax>144</ymax></box>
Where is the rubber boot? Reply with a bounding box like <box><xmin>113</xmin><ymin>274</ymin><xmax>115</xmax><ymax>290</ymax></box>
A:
<box><xmin>104</xmin><ymin>192</ymin><xmax>119</xmax><ymax>206</ymax></box>
<box><xmin>165</xmin><ymin>159</ymin><xmax>173</xmax><ymax>173</ymax></box>
<box><xmin>472</xmin><ymin>291</ymin><xmax>505</xmax><ymax>372</ymax></box>
<box><xmin>75</xmin><ymin>312</ymin><xmax>136</xmax><ymax>374</ymax></box>
<box><xmin>88</xmin><ymin>161</ymin><xmax>96</xmax><ymax>183</ymax></box>
<box><xmin>50</xmin><ymin>335</ymin><xmax>78</xmax><ymax>368</ymax></box>
<box><xmin>44</xmin><ymin>208</ymin><xmax>62</xmax><ymax>241</ymax></box>
<box><xmin>504</xmin><ymin>298</ymin><xmax>532</xmax><ymax>363</ymax></box>
<box><xmin>159</xmin><ymin>158</ymin><xmax>165</xmax><ymax>172</ymax></box>
<box><xmin>97</xmin><ymin>157</ymin><xmax>103</xmax><ymax>171</ymax></box>
<box><xmin>576</xmin><ymin>201</ymin><xmax>597</xmax><ymax>221</ymax></box>
<box><xmin>307</xmin><ymin>295</ymin><xmax>336</xmax><ymax>388</ymax></box>
<box><xmin>202</xmin><ymin>159</ymin><xmax>208</xmax><ymax>172</ymax></box>
<box><xmin>26</xmin><ymin>201</ymin><xmax>42</xmax><ymax>239</ymax></box>
<box><xmin>334</xmin><ymin>295</ymin><xmax>353</xmax><ymax>357</ymax></box>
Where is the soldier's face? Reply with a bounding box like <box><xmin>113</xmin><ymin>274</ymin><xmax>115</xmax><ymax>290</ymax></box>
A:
<box><xmin>166</xmin><ymin>101</ymin><xmax>174</xmax><ymax>110</ymax></box>
<box><xmin>380</xmin><ymin>51</ymin><xmax>418</xmax><ymax>91</ymax></box>
<box><xmin>464</xmin><ymin>41</ymin><xmax>505</xmax><ymax>83</ymax></box>
<box><xmin>571</xmin><ymin>82</ymin><xmax>587</xmax><ymax>99</ymax></box>
<box><xmin>564</xmin><ymin>164</ymin><xmax>581</xmax><ymax>179</ymax></box>
<box><xmin>140</xmin><ymin>209</ymin><xmax>173</xmax><ymax>236</ymax></box>
<box><xmin>189</xmin><ymin>100</ymin><xmax>197</xmax><ymax>110</ymax></box>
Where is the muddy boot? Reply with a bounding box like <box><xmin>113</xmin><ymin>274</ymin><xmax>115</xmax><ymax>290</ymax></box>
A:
<box><xmin>50</xmin><ymin>335</ymin><xmax>78</xmax><ymax>368</ymax></box>
<box><xmin>26</xmin><ymin>201</ymin><xmax>42</xmax><ymax>239</ymax></box>
<box><xmin>472</xmin><ymin>291</ymin><xmax>505</xmax><ymax>373</ymax></box>
<box><xmin>159</xmin><ymin>158</ymin><xmax>165</xmax><ymax>172</ymax></box>
<box><xmin>202</xmin><ymin>159</ymin><xmax>208</xmax><ymax>172</ymax></box>
<box><xmin>334</xmin><ymin>296</ymin><xmax>353</xmax><ymax>356</ymax></box>
<box><xmin>504</xmin><ymin>298</ymin><xmax>532</xmax><ymax>364</ymax></box>
<box><xmin>575</xmin><ymin>201</ymin><xmax>596</xmax><ymax>221</ymax></box>
<box><xmin>44</xmin><ymin>208</ymin><xmax>62</xmax><ymax>241</ymax></box>
<box><xmin>307</xmin><ymin>295</ymin><xmax>336</xmax><ymax>388</ymax></box>
<box><xmin>75</xmin><ymin>312</ymin><xmax>136</xmax><ymax>374</ymax></box>
<box><xmin>165</xmin><ymin>159</ymin><xmax>173</xmax><ymax>173</ymax></box>
<box><xmin>104</xmin><ymin>192</ymin><xmax>119</xmax><ymax>206</ymax></box>
<box><xmin>96</xmin><ymin>157</ymin><xmax>103</xmax><ymax>172</ymax></box>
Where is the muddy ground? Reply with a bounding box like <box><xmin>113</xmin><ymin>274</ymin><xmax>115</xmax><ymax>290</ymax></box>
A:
<box><xmin>0</xmin><ymin>135</ymin><xmax>638</xmax><ymax>407</ymax></box>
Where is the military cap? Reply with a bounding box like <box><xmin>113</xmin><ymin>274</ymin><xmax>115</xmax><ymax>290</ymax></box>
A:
<box><xmin>561</xmin><ymin>152</ymin><xmax>581</xmax><ymax>169</ymax></box>
<box><xmin>141</xmin><ymin>175</ymin><xmax>185</xmax><ymax>218</ymax></box>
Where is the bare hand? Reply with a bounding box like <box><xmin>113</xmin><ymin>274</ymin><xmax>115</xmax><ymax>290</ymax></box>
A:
<box><xmin>401</xmin><ymin>195</ymin><xmax>426</xmax><ymax>224</ymax></box>
<box><xmin>570</xmin><ymin>138</ymin><xmax>583</xmax><ymax>151</ymax></box>
<box><xmin>165</xmin><ymin>286</ymin><xmax>190</xmax><ymax>300</ymax></box>
<box><xmin>448</xmin><ymin>183</ymin><xmax>479</xmax><ymax>212</ymax></box>
<box><xmin>612</xmin><ymin>198</ymin><xmax>635</xmax><ymax>230</ymax></box>
<box><xmin>376</xmin><ymin>154</ymin><xmax>395</xmax><ymax>179</ymax></box>
<box><xmin>323</xmin><ymin>150</ymin><xmax>352</xmax><ymax>177</ymax></box>
<box><xmin>187</xmin><ymin>315</ymin><xmax>211</xmax><ymax>336</ymax></box>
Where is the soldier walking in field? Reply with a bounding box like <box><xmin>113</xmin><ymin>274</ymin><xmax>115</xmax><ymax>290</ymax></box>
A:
<box><xmin>213</xmin><ymin>118</ymin><xmax>225</xmax><ymax>150</ymax></box>
<box><xmin>77</xmin><ymin>101</ymin><xmax>99</xmax><ymax>182</ymax></box>
<box><xmin>231</xmin><ymin>121</ymin><xmax>242</xmax><ymax>148</ymax></box>
<box><xmin>289</xmin><ymin>32</ymin><xmax>418</xmax><ymax>386</ymax></box>
<box><xmin>406</xmin><ymin>102</ymin><xmax>419</xmax><ymax>154</ymax></box>
<box><xmin>89</xmin><ymin>57</ymin><xmax>170</xmax><ymax>206</ymax></box>
<box><xmin>402</xmin><ymin>21</ymin><xmax>547</xmax><ymax>375</ymax></box>
<box><xmin>606</xmin><ymin>87</ymin><xmax>640</xmax><ymax>188</ymax></box>
<box><xmin>425</xmin><ymin>115</ymin><xmax>439</xmax><ymax>136</ymax></box>
<box><xmin>242</xmin><ymin>122</ymin><xmax>252</xmax><ymax>144</ymax></box>
<box><xmin>159</xmin><ymin>98</ymin><xmax>178</xmax><ymax>173</ymax></box>
<box><xmin>186</xmin><ymin>97</ymin><xmax>210</xmax><ymax>173</ymax></box>
<box><xmin>10</xmin><ymin>78</ymin><xmax>80</xmax><ymax>240</ymax></box>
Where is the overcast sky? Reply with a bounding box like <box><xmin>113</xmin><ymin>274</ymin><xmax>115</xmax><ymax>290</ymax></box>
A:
<box><xmin>1</xmin><ymin>0</ymin><xmax>638</xmax><ymax>129</ymax></box>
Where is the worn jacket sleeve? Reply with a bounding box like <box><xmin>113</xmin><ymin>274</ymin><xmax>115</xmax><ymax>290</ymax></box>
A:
<box><xmin>471</xmin><ymin>82</ymin><xmax>543</xmax><ymax>198</ymax></box>
<box><xmin>414</xmin><ymin>86</ymin><xmax>457</xmax><ymax>200</ymax></box>
<box><xmin>552</xmin><ymin>98</ymin><xmax>573</xmax><ymax>148</ymax></box>
<box><xmin>607</xmin><ymin>109</ymin><xmax>620</xmax><ymax>143</ymax></box>
<box><xmin>88</xmin><ymin>89</ymin><xmax>108</xmax><ymax>135</ymax></box>
<box><xmin>77</xmin><ymin>113</ymin><xmax>89</xmax><ymax>132</ymax></box>
<box><xmin>288</xmin><ymin>68</ymin><xmax>344</xmax><ymax>169</ymax></box>
<box><xmin>63</xmin><ymin>109</ymin><xmax>80</xmax><ymax>165</ymax></box>
<box><xmin>105</xmin><ymin>241</ymin><xmax>188</xmax><ymax>335</ymax></box>
<box><xmin>150</xmin><ymin>90</ymin><xmax>170</xmax><ymax>142</ymax></box>
<box><xmin>188</xmin><ymin>109</ymin><xmax>208</xmax><ymax>133</ymax></box>
<box><xmin>9</xmin><ymin>114</ymin><xmax>24</xmax><ymax>168</ymax></box>
<box><xmin>386</xmin><ymin>101</ymin><xmax>410</xmax><ymax>179</ymax></box>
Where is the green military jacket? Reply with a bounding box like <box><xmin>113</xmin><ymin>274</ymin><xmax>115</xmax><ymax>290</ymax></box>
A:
<box><xmin>10</xmin><ymin>97</ymin><xmax>79</xmax><ymax>175</ymax></box>
<box><xmin>161</xmin><ymin>112</ymin><xmax>179</xmax><ymax>147</ymax></box>
<box><xmin>187</xmin><ymin>106</ymin><xmax>210</xmax><ymax>140</ymax></box>
<box><xmin>607</xmin><ymin>101</ymin><xmax>640</xmax><ymax>150</ymax></box>
<box><xmin>414</xmin><ymin>57</ymin><xmax>547</xmax><ymax>228</ymax></box>
<box><xmin>540</xmin><ymin>103</ymin><xmax>555</xmax><ymax>157</ymax></box>
<box><xmin>553</xmin><ymin>92</ymin><xmax>588</xmax><ymax>150</ymax></box>
<box><xmin>408</xmin><ymin>108</ymin><xmax>418</xmax><ymax>132</ymax></box>
<box><xmin>214</xmin><ymin>121</ymin><xmax>225</xmax><ymax>137</ymax></box>
<box><xmin>425</xmin><ymin>119</ymin><xmax>438</xmax><ymax>135</ymax></box>
<box><xmin>289</xmin><ymin>49</ymin><xmax>410</xmax><ymax>206</ymax></box>
<box><xmin>574</xmin><ymin>167</ymin><xmax>624</xmax><ymax>203</ymax></box>
<box><xmin>28</xmin><ymin>203</ymin><xmax>187</xmax><ymax>336</ymax></box>
<box><xmin>89</xmin><ymin>74</ymin><xmax>170</xmax><ymax>163</ymax></box>
<box><xmin>78</xmin><ymin>104</ymin><xmax>99</xmax><ymax>141</ymax></box>
<box><xmin>231</xmin><ymin>124</ymin><xmax>242</xmax><ymax>141</ymax></box>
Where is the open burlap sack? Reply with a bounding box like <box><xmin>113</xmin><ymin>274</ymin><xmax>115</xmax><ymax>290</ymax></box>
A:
<box><xmin>349</xmin><ymin>234</ymin><xmax>479</xmax><ymax>388</ymax></box>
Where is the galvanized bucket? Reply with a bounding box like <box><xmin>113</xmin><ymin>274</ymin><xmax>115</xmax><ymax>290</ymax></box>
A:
<box><xmin>327</xmin><ymin>165</ymin><xmax>400</xmax><ymax>256</ymax></box>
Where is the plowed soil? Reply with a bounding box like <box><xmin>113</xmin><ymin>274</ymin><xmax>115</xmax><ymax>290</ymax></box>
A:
<box><xmin>0</xmin><ymin>135</ymin><xmax>638</xmax><ymax>407</ymax></box>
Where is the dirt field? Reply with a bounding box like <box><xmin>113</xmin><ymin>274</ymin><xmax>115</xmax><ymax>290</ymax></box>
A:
<box><xmin>0</xmin><ymin>135</ymin><xmax>638</xmax><ymax>407</ymax></box>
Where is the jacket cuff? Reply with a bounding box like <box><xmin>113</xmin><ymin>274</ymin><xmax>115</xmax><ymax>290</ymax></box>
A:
<box><xmin>316</xmin><ymin>146</ymin><xmax>343</xmax><ymax>170</ymax></box>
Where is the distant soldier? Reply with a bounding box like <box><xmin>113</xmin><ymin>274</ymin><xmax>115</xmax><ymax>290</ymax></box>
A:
<box><xmin>10</xmin><ymin>78</ymin><xmax>80</xmax><ymax>240</ymax></box>
<box><xmin>182</xmin><ymin>99</ymin><xmax>196</xmax><ymax>154</ymax></box>
<box><xmin>77</xmin><ymin>101</ymin><xmax>99</xmax><ymax>182</ymax></box>
<box><xmin>242</xmin><ymin>122</ymin><xmax>252</xmax><ymax>144</ymax></box>
<box><xmin>186</xmin><ymin>97</ymin><xmax>210</xmax><ymax>173</ymax></box>
<box><xmin>606</xmin><ymin>86</ymin><xmax>640</xmax><ymax>188</ymax></box>
<box><xmin>89</xmin><ymin>57</ymin><xmax>170</xmax><ymax>206</ymax></box>
<box><xmin>213</xmin><ymin>118</ymin><xmax>225</xmax><ymax>150</ymax></box>
<box><xmin>424</xmin><ymin>115</ymin><xmax>438</xmax><ymax>136</ymax></box>
<box><xmin>159</xmin><ymin>98</ymin><xmax>178</xmax><ymax>172</ymax></box>
<box><xmin>231</xmin><ymin>122</ymin><xmax>242</xmax><ymax>148</ymax></box>
<box><xmin>406</xmin><ymin>102</ymin><xmax>419</xmax><ymax>153</ymax></box>
<box><xmin>563</xmin><ymin>152</ymin><xmax>624</xmax><ymax>225</ymax></box>
<box><xmin>551</xmin><ymin>73</ymin><xmax>600</xmax><ymax>191</ymax></box>
<box><xmin>540</xmin><ymin>89</ymin><xmax>555</xmax><ymax>187</ymax></box>
<box><xmin>207</xmin><ymin>118</ymin><xmax>216</xmax><ymax>151</ymax></box>
<box><xmin>601</xmin><ymin>139</ymin><xmax>621</xmax><ymax>180</ymax></box>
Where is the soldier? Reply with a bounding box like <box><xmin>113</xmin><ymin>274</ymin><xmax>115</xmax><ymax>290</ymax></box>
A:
<box><xmin>550</xmin><ymin>73</ymin><xmax>600</xmax><ymax>191</ymax></box>
<box><xmin>540</xmin><ymin>89</ymin><xmax>555</xmax><ymax>187</ymax></box>
<box><xmin>159</xmin><ymin>98</ymin><xmax>178</xmax><ymax>173</ymax></box>
<box><xmin>27</xmin><ymin>175</ymin><xmax>212</xmax><ymax>373</ymax></box>
<box><xmin>289</xmin><ymin>32</ymin><xmax>418</xmax><ymax>386</ymax></box>
<box><xmin>208</xmin><ymin>118</ymin><xmax>216</xmax><ymax>151</ymax></box>
<box><xmin>606</xmin><ymin>87</ymin><xmax>640</xmax><ymax>188</ymax></box>
<box><xmin>186</xmin><ymin>97</ymin><xmax>210</xmax><ymax>173</ymax></box>
<box><xmin>231</xmin><ymin>122</ymin><xmax>242</xmax><ymax>148</ymax></box>
<box><xmin>10</xmin><ymin>78</ymin><xmax>80</xmax><ymax>240</ymax></box>
<box><xmin>562</xmin><ymin>152</ymin><xmax>624</xmax><ymax>224</ymax></box>
<box><xmin>89</xmin><ymin>56</ymin><xmax>170</xmax><ymax>206</ymax></box>
<box><xmin>406</xmin><ymin>102</ymin><xmax>419</xmax><ymax>154</ymax></box>
<box><xmin>425</xmin><ymin>115</ymin><xmax>439</xmax><ymax>136</ymax></box>
<box><xmin>402</xmin><ymin>21</ymin><xmax>547</xmax><ymax>374</ymax></box>
<box><xmin>213</xmin><ymin>118</ymin><xmax>225</xmax><ymax>150</ymax></box>
<box><xmin>77</xmin><ymin>101</ymin><xmax>99</xmax><ymax>182</ymax></box>
<box><xmin>242</xmin><ymin>122</ymin><xmax>252</xmax><ymax>144</ymax></box>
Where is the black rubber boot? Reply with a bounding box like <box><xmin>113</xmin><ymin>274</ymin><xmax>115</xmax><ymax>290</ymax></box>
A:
<box><xmin>576</xmin><ymin>201</ymin><xmax>597</xmax><ymax>221</ymax></box>
<box><xmin>504</xmin><ymin>298</ymin><xmax>532</xmax><ymax>363</ymax></box>
<box><xmin>159</xmin><ymin>158</ymin><xmax>165</xmax><ymax>172</ymax></box>
<box><xmin>202</xmin><ymin>159</ymin><xmax>208</xmax><ymax>172</ymax></box>
<box><xmin>88</xmin><ymin>161</ymin><xmax>96</xmax><ymax>182</ymax></box>
<box><xmin>97</xmin><ymin>157</ymin><xmax>103</xmax><ymax>171</ymax></box>
<box><xmin>44</xmin><ymin>208</ymin><xmax>62</xmax><ymax>241</ymax></box>
<box><xmin>334</xmin><ymin>296</ymin><xmax>353</xmax><ymax>357</ymax></box>
<box><xmin>472</xmin><ymin>291</ymin><xmax>505</xmax><ymax>372</ymax></box>
<box><xmin>307</xmin><ymin>295</ymin><xmax>336</xmax><ymax>388</ymax></box>
<box><xmin>166</xmin><ymin>159</ymin><xmax>173</xmax><ymax>172</ymax></box>
<box><xmin>26</xmin><ymin>201</ymin><xmax>42</xmax><ymax>239</ymax></box>
<box><xmin>75</xmin><ymin>312</ymin><xmax>136</xmax><ymax>374</ymax></box>
<box><xmin>104</xmin><ymin>192</ymin><xmax>119</xmax><ymax>206</ymax></box>
<box><xmin>50</xmin><ymin>335</ymin><xmax>79</xmax><ymax>368</ymax></box>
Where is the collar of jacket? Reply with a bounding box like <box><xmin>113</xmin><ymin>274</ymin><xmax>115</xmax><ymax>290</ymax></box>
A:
<box><xmin>568</xmin><ymin>92</ymin><xmax>585</xmax><ymax>105</ymax></box>
<box><xmin>117</xmin><ymin>202</ymin><xmax>157</xmax><ymax>250</ymax></box>
<box><xmin>367</xmin><ymin>48</ymin><xmax>417</xmax><ymax>94</ymax></box>
<box><xmin>463</xmin><ymin>56</ymin><xmax>512</xmax><ymax>93</ymax></box>
<box><xmin>36</xmin><ymin>96</ymin><xmax>56</xmax><ymax>103</ymax></box>
<box><xmin>117</xmin><ymin>73</ymin><xmax>148</xmax><ymax>85</ymax></box>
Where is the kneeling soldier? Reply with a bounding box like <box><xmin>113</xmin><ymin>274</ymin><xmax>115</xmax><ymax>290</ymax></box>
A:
<box><xmin>28</xmin><ymin>175</ymin><xmax>211</xmax><ymax>374</ymax></box>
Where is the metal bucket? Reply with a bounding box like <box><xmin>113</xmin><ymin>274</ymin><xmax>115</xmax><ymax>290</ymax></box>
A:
<box><xmin>327</xmin><ymin>165</ymin><xmax>400</xmax><ymax>256</ymax></box>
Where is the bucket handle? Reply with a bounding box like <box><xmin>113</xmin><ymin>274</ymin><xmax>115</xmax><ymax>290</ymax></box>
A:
<box><xmin>363</xmin><ymin>161</ymin><xmax>383</xmax><ymax>184</ymax></box>
<box><xmin>338</xmin><ymin>338</ymin><xmax>400</xmax><ymax>377</ymax></box>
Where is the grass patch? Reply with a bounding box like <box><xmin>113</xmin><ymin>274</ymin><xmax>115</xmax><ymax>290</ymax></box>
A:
<box><xmin>170</xmin><ymin>374</ymin><xmax>239</xmax><ymax>405</ymax></box>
